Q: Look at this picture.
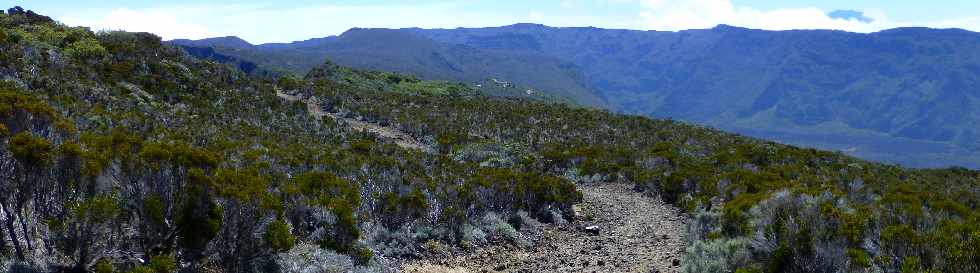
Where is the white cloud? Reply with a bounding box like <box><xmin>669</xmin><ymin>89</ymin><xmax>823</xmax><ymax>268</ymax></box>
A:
<box><xmin>60</xmin><ymin>7</ymin><xmax>218</xmax><ymax>40</ymax></box>
<box><xmin>529</xmin><ymin>11</ymin><xmax>545</xmax><ymax>21</ymax></box>
<box><xmin>637</xmin><ymin>0</ymin><xmax>980</xmax><ymax>33</ymax></box>
<box><xmin>55</xmin><ymin>3</ymin><xmax>536</xmax><ymax>43</ymax></box>
<box><xmin>50</xmin><ymin>1</ymin><xmax>980</xmax><ymax>44</ymax></box>
<box><xmin>639</xmin><ymin>0</ymin><xmax>874</xmax><ymax>32</ymax></box>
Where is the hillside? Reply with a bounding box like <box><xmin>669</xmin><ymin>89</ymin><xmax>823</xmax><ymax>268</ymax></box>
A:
<box><xmin>181</xmin><ymin>24</ymin><xmax>980</xmax><ymax>168</ymax></box>
<box><xmin>409</xmin><ymin>24</ymin><xmax>980</xmax><ymax>169</ymax></box>
<box><xmin>170</xmin><ymin>29</ymin><xmax>604</xmax><ymax>107</ymax></box>
<box><xmin>1</xmin><ymin>7</ymin><xmax>978</xmax><ymax>273</ymax></box>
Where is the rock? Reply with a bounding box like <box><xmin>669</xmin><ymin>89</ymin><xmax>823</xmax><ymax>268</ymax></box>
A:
<box><xmin>585</xmin><ymin>225</ymin><xmax>601</xmax><ymax>236</ymax></box>
<box><xmin>672</xmin><ymin>259</ymin><xmax>680</xmax><ymax>267</ymax></box>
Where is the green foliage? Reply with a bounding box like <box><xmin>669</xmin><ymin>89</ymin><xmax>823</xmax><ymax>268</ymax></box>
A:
<box><xmin>277</xmin><ymin>76</ymin><xmax>303</xmax><ymax>90</ymax></box>
<box><xmin>847</xmin><ymin>248</ymin><xmax>870</xmax><ymax>268</ymax></box>
<box><xmin>94</xmin><ymin>259</ymin><xmax>115</xmax><ymax>273</ymax></box>
<box><xmin>0</xmin><ymin>87</ymin><xmax>56</xmax><ymax>118</ymax></box>
<box><xmin>379</xmin><ymin>188</ymin><xmax>429</xmax><ymax>227</ymax></box>
<box><xmin>64</xmin><ymin>37</ymin><xmax>107</xmax><ymax>60</ymax></box>
<box><xmin>721</xmin><ymin>193</ymin><xmax>766</xmax><ymax>236</ymax></box>
<box><xmin>735</xmin><ymin>268</ymin><xmax>763</xmax><ymax>273</ymax></box>
<box><xmin>294</xmin><ymin>171</ymin><xmax>360</xmax><ymax>210</ymax></box>
<box><xmin>9</xmin><ymin>132</ymin><xmax>52</xmax><ymax>166</ymax></box>
<box><xmin>212</xmin><ymin>168</ymin><xmax>270</xmax><ymax>202</ymax></box>
<box><xmin>900</xmin><ymin>256</ymin><xmax>922</xmax><ymax>273</ymax></box>
<box><xmin>350</xmin><ymin>246</ymin><xmax>374</xmax><ymax>266</ymax></box>
<box><xmin>291</xmin><ymin>172</ymin><xmax>363</xmax><ymax>252</ymax></box>
<box><xmin>176</xmin><ymin>186</ymin><xmax>223</xmax><ymax>259</ymax></box>
<box><xmin>143</xmin><ymin>195</ymin><xmax>166</xmax><ymax>225</ymax></box>
<box><xmin>139</xmin><ymin>142</ymin><xmax>220</xmax><ymax>169</ymax></box>
<box><xmin>265</xmin><ymin>219</ymin><xmax>295</xmax><ymax>252</ymax></box>
<box><xmin>126</xmin><ymin>266</ymin><xmax>154</xmax><ymax>273</ymax></box>
<box><xmin>147</xmin><ymin>255</ymin><xmax>176</xmax><ymax>273</ymax></box>
<box><xmin>72</xmin><ymin>194</ymin><xmax>120</xmax><ymax>223</ymax></box>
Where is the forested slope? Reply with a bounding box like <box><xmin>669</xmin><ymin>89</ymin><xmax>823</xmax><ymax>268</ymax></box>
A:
<box><xmin>0</xmin><ymin>7</ymin><xmax>977</xmax><ymax>273</ymax></box>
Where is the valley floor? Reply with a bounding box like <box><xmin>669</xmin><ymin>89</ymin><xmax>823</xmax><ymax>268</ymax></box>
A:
<box><xmin>402</xmin><ymin>182</ymin><xmax>687</xmax><ymax>273</ymax></box>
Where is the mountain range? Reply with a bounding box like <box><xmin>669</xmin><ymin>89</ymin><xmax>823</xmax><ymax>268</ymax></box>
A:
<box><xmin>2</xmin><ymin>7</ymin><xmax>978</xmax><ymax>273</ymax></box>
<box><xmin>171</xmin><ymin>29</ymin><xmax>603</xmax><ymax>106</ymax></box>
<box><xmin>172</xmin><ymin>24</ymin><xmax>980</xmax><ymax>169</ymax></box>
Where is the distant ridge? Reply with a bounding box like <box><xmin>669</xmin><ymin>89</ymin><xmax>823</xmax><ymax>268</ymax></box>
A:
<box><xmin>174</xmin><ymin>24</ymin><xmax>980</xmax><ymax>168</ymax></box>
<box><xmin>408</xmin><ymin>24</ymin><xmax>980</xmax><ymax>168</ymax></box>
<box><xmin>171</xmin><ymin>29</ymin><xmax>607</xmax><ymax>107</ymax></box>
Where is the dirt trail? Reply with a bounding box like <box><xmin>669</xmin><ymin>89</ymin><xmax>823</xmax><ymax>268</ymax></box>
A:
<box><xmin>276</xmin><ymin>90</ymin><xmax>436</xmax><ymax>153</ymax></box>
<box><xmin>403</xmin><ymin>182</ymin><xmax>688</xmax><ymax>273</ymax></box>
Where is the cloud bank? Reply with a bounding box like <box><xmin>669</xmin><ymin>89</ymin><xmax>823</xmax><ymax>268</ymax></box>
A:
<box><xmin>54</xmin><ymin>0</ymin><xmax>980</xmax><ymax>44</ymax></box>
<box><xmin>639</xmin><ymin>0</ymin><xmax>872</xmax><ymax>32</ymax></box>
<box><xmin>638</xmin><ymin>0</ymin><xmax>978</xmax><ymax>33</ymax></box>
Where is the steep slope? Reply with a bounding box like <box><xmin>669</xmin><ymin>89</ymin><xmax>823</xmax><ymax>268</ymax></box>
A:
<box><xmin>170</xmin><ymin>29</ymin><xmax>605</xmax><ymax>107</ymax></box>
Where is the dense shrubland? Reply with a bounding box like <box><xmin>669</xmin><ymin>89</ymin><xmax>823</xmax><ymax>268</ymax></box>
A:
<box><xmin>301</xmin><ymin>60</ymin><xmax>979</xmax><ymax>272</ymax></box>
<box><xmin>0</xmin><ymin>8</ymin><xmax>578</xmax><ymax>273</ymax></box>
<box><xmin>0</xmin><ymin>6</ymin><xmax>977</xmax><ymax>273</ymax></box>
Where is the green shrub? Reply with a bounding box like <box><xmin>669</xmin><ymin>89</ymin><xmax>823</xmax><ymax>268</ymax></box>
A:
<box><xmin>143</xmin><ymin>195</ymin><xmax>166</xmax><ymax>225</ymax></box>
<box><xmin>847</xmin><ymin>248</ymin><xmax>871</xmax><ymax>268</ymax></box>
<box><xmin>126</xmin><ymin>266</ymin><xmax>154</xmax><ymax>273</ymax></box>
<box><xmin>147</xmin><ymin>255</ymin><xmax>176</xmax><ymax>273</ymax></box>
<box><xmin>94</xmin><ymin>259</ymin><xmax>115</xmax><ymax>273</ymax></box>
<box><xmin>64</xmin><ymin>38</ymin><xmax>107</xmax><ymax>60</ymax></box>
<box><xmin>73</xmin><ymin>195</ymin><xmax>120</xmax><ymax>223</ymax></box>
<box><xmin>721</xmin><ymin>193</ymin><xmax>766</xmax><ymax>236</ymax></box>
<box><xmin>734</xmin><ymin>268</ymin><xmax>763</xmax><ymax>273</ymax></box>
<box><xmin>900</xmin><ymin>256</ymin><xmax>922</xmax><ymax>273</ymax></box>
<box><xmin>277</xmin><ymin>76</ymin><xmax>303</xmax><ymax>90</ymax></box>
<box><xmin>350</xmin><ymin>246</ymin><xmax>374</xmax><ymax>265</ymax></box>
<box><xmin>10</xmin><ymin>132</ymin><xmax>52</xmax><ymax>166</ymax></box>
<box><xmin>265</xmin><ymin>219</ymin><xmax>295</xmax><ymax>252</ymax></box>
<box><xmin>213</xmin><ymin>168</ymin><xmax>270</xmax><ymax>202</ymax></box>
<box><xmin>176</xmin><ymin>186</ymin><xmax>223</xmax><ymax>259</ymax></box>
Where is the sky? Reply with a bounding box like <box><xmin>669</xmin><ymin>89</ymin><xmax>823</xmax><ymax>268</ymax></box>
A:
<box><xmin>16</xmin><ymin>0</ymin><xmax>980</xmax><ymax>44</ymax></box>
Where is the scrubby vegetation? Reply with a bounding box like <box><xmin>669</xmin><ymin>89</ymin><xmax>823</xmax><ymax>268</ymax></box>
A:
<box><xmin>0</xmin><ymin>7</ymin><xmax>577</xmax><ymax>272</ymax></box>
<box><xmin>0</xmin><ymin>6</ymin><xmax>977</xmax><ymax>273</ymax></box>
<box><xmin>298</xmin><ymin>37</ymin><xmax>979</xmax><ymax>273</ymax></box>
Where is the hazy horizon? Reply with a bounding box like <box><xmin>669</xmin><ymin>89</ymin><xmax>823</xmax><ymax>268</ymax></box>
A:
<box><xmin>18</xmin><ymin>0</ymin><xmax>980</xmax><ymax>43</ymax></box>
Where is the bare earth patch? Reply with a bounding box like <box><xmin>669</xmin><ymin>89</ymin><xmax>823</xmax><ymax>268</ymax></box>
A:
<box><xmin>402</xmin><ymin>182</ymin><xmax>687</xmax><ymax>273</ymax></box>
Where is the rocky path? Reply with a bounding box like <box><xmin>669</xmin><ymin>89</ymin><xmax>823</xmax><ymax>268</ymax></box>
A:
<box><xmin>403</xmin><ymin>182</ymin><xmax>688</xmax><ymax>273</ymax></box>
<box><xmin>276</xmin><ymin>90</ymin><xmax>436</xmax><ymax>153</ymax></box>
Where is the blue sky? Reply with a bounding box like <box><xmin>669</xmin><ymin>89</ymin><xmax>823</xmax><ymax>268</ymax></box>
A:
<box><xmin>17</xmin><ymin>0</ymin><xmax>980</xmax><ymax>44</ymax></box>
